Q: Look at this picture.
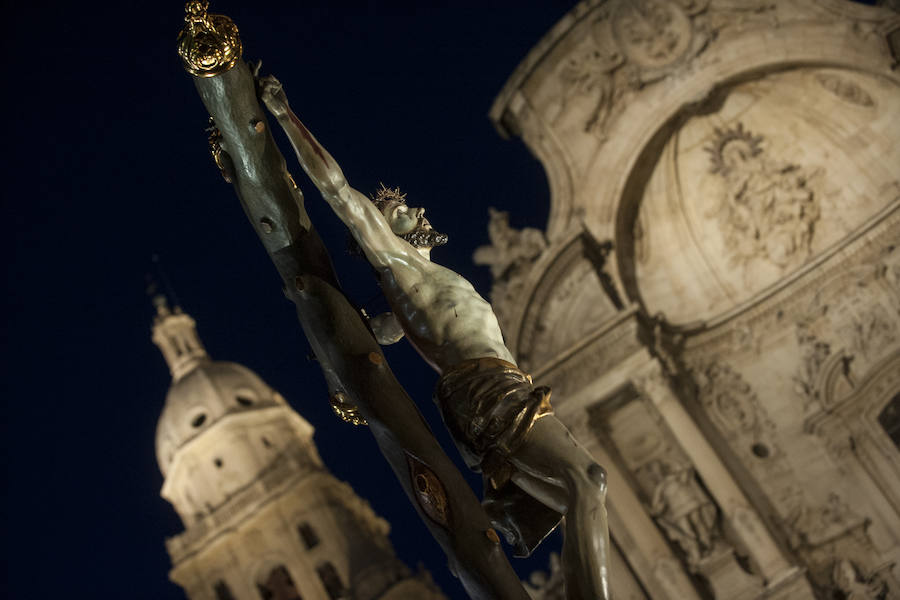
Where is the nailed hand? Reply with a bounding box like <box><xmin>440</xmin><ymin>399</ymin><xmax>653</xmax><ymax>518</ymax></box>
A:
<box><xmin>258</xmin><ymin>75</ymin><xmax>289</xmax><ymax>117</ymax></box>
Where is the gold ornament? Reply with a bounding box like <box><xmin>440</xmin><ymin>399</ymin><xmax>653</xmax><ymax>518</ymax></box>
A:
<box><xmin>177</xmin><ymin>1</ymin><xmax>242</xmax><ymax>77</ymax></box>
<box><xmin>330</xmin><ymin>392</ymin><xmax>367</xmax><ymax>426</ymax></box>
<box><xmin>205</xmin><ymin>117</ymin><xmax>232</xmax><ymax>183</ymax></box>
<box><xmin>408</xmin><ymin>455</ymin><xmax>450</xmax><ymax>527</ymax></box>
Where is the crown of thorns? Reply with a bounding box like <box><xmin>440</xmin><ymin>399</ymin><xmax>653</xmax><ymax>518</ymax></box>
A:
<box><xmin>371</xmin><ymin>183</ymin><xmax>407</xmax><ymax>211</ymax></box>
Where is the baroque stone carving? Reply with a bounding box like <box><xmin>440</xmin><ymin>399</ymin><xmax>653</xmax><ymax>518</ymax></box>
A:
<box><xmin>681</xmin><ymin>204</ymin><xmax>900</xmax><ymax>363</ymax></box>
<box><xmin>643</xmin><ymin>459</ymin><xmax>720</xmax><ymax>566</ymax></box>
<box><xmin>691</xmin><ymin>359</ymin><xmax>795</xmax><ymax>483</ymax></box>
<box><xmin>794</xmin><ymin>268</ymin><xmax>900</xmax><ymax>413</ymax></box>
<box><xmin>815</xmin><ymin>73</ymin><xmax>876</xmax><ymax>108</ymax></box>
<box><xmin>834</xmin><ymin>290</ymin><xmax>899</xmax><ymax>364</ymax></box>
<box><xmin>703</xmin><ymin>1</ymin><xmax>779</xmax><ymax>34</ymax></box>
<box><xmin>693</xmin><ymin>360</ymin><xmax>774</xmax><ymax>439</ymax></box>
<box><xmin>555</xmin><ymin>45</ymin><xmax>624</xmax><ymax>139</ymax></box>
<box><xmin>831</xmin><ymin>558</ymin><xmax>891</xmax><ymax>600</ymax></box>
<box><xmin>552</xmin><ymin>0</ymin><xmax>711</xmax><ymax>139</ymax></box>
<box><xmin>793</xmin><ymin>316</ymin><xmax>834</xmax><ymax>409</ymax></box>
<box><xmin>704</xmin><ymin>123</ymin><xmax>824</xmax><ymax>275</ymax></box>
<box><xmin>612</xmin><ymin>0</ymin><xmax>709</xmax><ymax>72</ymax></box>
<box><xmin>473</xmin><ymin>207</ymin><xmax>547</xmax><ymax>333</ymax></box>
<box><xmin>523</xmin><ymin>552</ymin><xmax>566</xmax><ymax>600</ymax></box>
<box><xmin>781</xmin><ymin>488</ymin><xmax>867</xmax><ymax>550</ymax></box>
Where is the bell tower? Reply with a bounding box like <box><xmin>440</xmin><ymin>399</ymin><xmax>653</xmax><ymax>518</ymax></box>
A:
<box><xmin>152</xmin><ymin>297</ymin><xmax>444</xmax><ymax>600</ymax></box>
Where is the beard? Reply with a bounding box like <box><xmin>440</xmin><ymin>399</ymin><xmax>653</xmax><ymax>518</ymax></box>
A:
<box><xmin>401</xmin><ymin>220</ymin><xmax>449</xmax><ymax>249</ymax></box>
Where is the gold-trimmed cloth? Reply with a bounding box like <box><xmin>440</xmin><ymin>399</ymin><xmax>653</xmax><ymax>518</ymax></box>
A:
<box><xmin>434</xmin><ymin>357</ymin><xmax>553</xmax><ymax>488</ymax></box>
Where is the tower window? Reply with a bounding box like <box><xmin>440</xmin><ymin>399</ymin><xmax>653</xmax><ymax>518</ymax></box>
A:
<box><xmin>257</xmin><ymin>565</ymin><xmax>302</xmax><ymax>600</ymax></box>
<box><xmin>237</xmin><ymin>394</ymin><xmax>254</xmax><ymax>407</ymax></box>
<box><xmin>298</xmin><ymin>522</ymin><xmax>319</xmax><ymax>549</ymax></box>
<box><xmin>191</xmin><ymin>413</ymin><xmax>207</xmax><ymax>428</ymax></box>
<box><xmin>213</xmin><ymin>580</ymin><xmax>235</xmax><ymax>600</ymax></box>
<box><xmin>316</xmin><ymin>562</ymin><xmax>345</xmax><ymax>600</ymax></box>
<box><xmin>214</xmin><ymin>457</ymin><xmax>223</xmax><ymax>469</ymax></box>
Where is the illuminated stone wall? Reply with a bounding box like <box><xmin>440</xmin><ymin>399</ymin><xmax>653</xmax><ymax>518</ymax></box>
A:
<box><xmin>487</xmin><ymin>1</ymin><xmax>900</xmax><ymax>597</ymax></box>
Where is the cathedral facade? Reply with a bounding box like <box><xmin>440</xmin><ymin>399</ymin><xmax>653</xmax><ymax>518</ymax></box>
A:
<box><xmin>486</xmin><ymin>0</ymin><xmax>900</xmax><ymax>598</ymax></box>
<box><xmin>151</xmin><ymin>298</ymin><xmax>444</xmax><ymax>600</ymax></box>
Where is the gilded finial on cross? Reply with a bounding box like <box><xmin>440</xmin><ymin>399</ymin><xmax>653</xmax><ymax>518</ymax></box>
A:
<box><xmin>177</xmin><ymin>1</ymin><xmax>242</xmax><ymax>77</ymax></box>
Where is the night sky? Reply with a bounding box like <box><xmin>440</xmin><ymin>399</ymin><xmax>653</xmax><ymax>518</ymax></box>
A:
<box><xmin>7</xmin><ymin>2</ymin><xmax>578</xmax><ymax>598</ymax></box>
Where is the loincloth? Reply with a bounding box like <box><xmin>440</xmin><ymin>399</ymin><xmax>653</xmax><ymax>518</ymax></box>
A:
<box><xmin>434</xmin><ymin>357</ymin><xmax>562</xmax><ymax>557</ymax></box>
<box><xmin>434</xmin><ymin>357</ymin><xmax>553</xmax><ymax>489</ymax></box>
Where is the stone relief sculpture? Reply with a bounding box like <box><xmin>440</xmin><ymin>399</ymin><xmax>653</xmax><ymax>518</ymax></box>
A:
<box><xmin>691</xmin><ymin>359</ymin><xmax>794</xmax><ymax>483</ymax></box>
<box><xmin>832</xmin><ymin>558</ymin><xmax>890</xmax><ymax>600</ymax></box>
<box><xmin>693</xmin><ymin>360</ymin><xmax>773</xmax><ymax>441</ymax></box>
<box><xmin>548</xmin><ymin>0</ymin><xmax>810</xmax><ymax>143</ymax></box>
<box><xmin>473</xmin><ymin>208</ymin><xmax>547</xmax><ymax>281</ymax></box>
<box><xmin>643</xmin><ymin>459</ymin><xmax>719</xmax><ymax>566</ymax></box>
<box><xmin>833</xmin><ymin>289</ymin><xmax>899</xmax><ymax>364</ymax></box>
<box><xmin>793</xmin><ymin>318</ymin><xmax>835</xmax><ymax>410</ymax></box>
<box><xmin>612</xmin><ymin>0</ymin><xmax>705</xmax><ymax>71</ymax></box>
<box><xmin>774</xmin><ymin>485</ymin><xmax>890</xmax><ymax>596</ymax></box>
<box><xmin>473</xmin><ymin>208</ymin><xmax>547</xmax><ymax>331</ymax></box>
<box><xmin>704</xmin><ymin>123</ymin><xmax>823</xmax><ymax>278</ymax></box>
<box><xmin>794</xmin><ymin>269</ymin><xmax>900</xmax><ymax>411</ymax></box>
<box><xmin>555</xmin><ymin>46</ymin><xmax>623</xmax><ymax>138</ymax></box>
<box><xmin>551</xmin><ymin>0</ymin><xmax>711</xmax><ymax>139</ymax></box>
<box><xmin>815</xmin><ymin>73</ymin><xmax>876</xmax><ymax>108</ymax></box>
<box><xmin>782</xmin><ymin>489</ymin><xmax>867</xmax><ymax>551</ymax></box>
<box><xmin>524</xmin><ymin>553</ymin><xmax>566</xmax><ymax>600</ymax></box>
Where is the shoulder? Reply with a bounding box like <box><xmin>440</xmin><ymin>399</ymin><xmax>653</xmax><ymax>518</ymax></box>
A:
<box><xmin>376</xmin><ymin>248</ymin><xmax>435</xmax><ymax>279</ymax></box>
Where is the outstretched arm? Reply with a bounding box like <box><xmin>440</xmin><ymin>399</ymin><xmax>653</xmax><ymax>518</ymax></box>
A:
<box><xmin>258</xmin><ymin>76</ymin><xmax>403</xmax><ymax>267</ymax></box>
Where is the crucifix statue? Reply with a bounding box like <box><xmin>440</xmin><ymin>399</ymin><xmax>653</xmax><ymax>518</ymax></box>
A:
<box><xmin>258</xmin><ymin>75</ymin><xmax>611</xmax><ymax>600</ymax></box>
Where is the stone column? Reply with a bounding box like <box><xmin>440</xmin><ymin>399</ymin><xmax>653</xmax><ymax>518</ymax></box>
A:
<box><xmin>631</xmin><ymin>359</ymin><xmax>802</xmax><ymax>589</ymax></box>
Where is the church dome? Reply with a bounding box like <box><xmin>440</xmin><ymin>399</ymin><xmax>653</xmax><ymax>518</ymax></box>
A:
<box><xmin>155</xmin><ymin>359</ymin><xmax>285</xmax><ymax>475</ymax></box>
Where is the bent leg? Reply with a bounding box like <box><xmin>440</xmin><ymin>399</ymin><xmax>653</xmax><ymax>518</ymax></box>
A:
<box><xmin>508</xmin><ymin>416</ymin><xmax>610</xmax><ymax>600</ymax></box>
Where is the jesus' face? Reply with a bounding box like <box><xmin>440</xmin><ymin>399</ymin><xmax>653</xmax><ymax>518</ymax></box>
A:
<box><xmin>383</xmin><ymin>201</ymin><xmax>448</xmax><ymax>250</ymax></box>
<box><xmin>386</xmin><ymin>201</ymin><xmax>423</xmax><ymax>235</ymax></box>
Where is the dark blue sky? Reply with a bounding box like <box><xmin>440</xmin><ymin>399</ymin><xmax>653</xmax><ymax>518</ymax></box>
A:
<box><xmin>6</xmin><ymin>2</ymin><xmax>576</xmax><ymax>598</ymax></box>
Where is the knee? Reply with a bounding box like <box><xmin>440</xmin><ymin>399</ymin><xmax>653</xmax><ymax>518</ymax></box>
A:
<box><xmin>565</xmin><ymin>463</ymin><xmax>607</xmax><ymax>500</ymax></box>
<box><xmin>587</xmin><ymin>463</ymin><xmax>608</xmax><ymax>496</ymax></box>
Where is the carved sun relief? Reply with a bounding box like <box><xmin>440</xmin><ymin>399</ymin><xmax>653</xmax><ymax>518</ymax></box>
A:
<box><xmin>704</xmin><ymin>123</ymin><xmax>823</xmax><ymax>275</ymax></box>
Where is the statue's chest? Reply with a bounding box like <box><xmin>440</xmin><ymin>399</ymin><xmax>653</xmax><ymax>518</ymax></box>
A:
<box><xmin>379</xmin><ymin>267</ymin><xmax>461</xmax><ymax>328</ymax></box>
<box><xmin>380</xmin><ymin>268</ymin><xmax>436</xmax><ymax>311</ymax></box>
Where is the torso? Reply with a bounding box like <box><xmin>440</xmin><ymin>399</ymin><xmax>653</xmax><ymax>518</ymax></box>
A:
<box><xmin>377</xmin><ymin>253</ymin><xmax>515</xmax><ymax>374</ymax></box>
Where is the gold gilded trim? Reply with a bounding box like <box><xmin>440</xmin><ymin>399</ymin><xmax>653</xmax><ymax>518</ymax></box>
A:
<box><xmin>177</xmin><ymin>1</ymin><xmax>242</xmax><ymax>77</ymax></box>
<box><xmin>330</xmin><ymin>392</ymin><xmax>367</xmax><ymax>426</ymax></box>
<box><xmin>205</xmin><ymin>117</ymin><xmax>233</xmax><ymax>183</ymax></box>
